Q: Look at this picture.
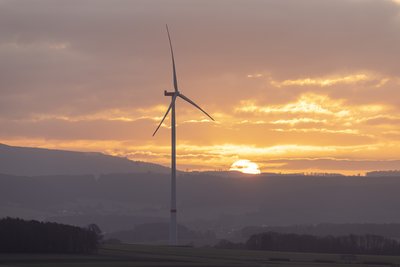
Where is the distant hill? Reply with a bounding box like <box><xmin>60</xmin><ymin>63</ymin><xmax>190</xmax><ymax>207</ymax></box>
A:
<box><xmin>0</xmin><ymin>143</ymin><xmax>169</xmax><ymax>176</ymax></box>
<box><xmin>105</xmin><ymin>223</ymin><xmax>216</xmax><ymax>246</ymax></box>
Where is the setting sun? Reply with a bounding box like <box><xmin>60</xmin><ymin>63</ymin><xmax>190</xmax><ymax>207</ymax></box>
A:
<box><xmin>229</xmin><ymin>160</ymin><xmax>261</xmax><ymax>174</ymax></box>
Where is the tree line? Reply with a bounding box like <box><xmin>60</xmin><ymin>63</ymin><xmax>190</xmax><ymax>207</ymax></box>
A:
<box><xmin>216</xmin><ymin>231</ymin><xmax>400</xmax><ymax>255</ymax></box>
<box><xmin>0</xmin><ymin>217</ymin><xmax>102</xmax><ymax>253</ymax></box>
<box><xmin>238</xmin><ymin>223</ymin><xmax>400</xmax><ymax>241</ymax></box>
<box><xmin>366</xmin><ymin>170</ymin><xmax>400</xmax><ymax>177</ymax></box>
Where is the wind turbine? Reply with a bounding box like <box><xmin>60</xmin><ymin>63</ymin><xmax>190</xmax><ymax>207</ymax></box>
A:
<box><xmin>152</xmin><ymin>25</ymin><xmax>214</xmax><ymax>246</ymax></box>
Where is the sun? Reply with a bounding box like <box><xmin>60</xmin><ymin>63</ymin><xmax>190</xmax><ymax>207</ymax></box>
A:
<box><xmin>229</xmin><ymin>159</ymin><xmax>261</xmax><ymax>174</ymax></box>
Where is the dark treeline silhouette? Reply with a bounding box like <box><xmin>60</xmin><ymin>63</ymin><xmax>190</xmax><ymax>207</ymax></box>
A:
<box><xmin>366</xmin><ymin>170</ymin><xmax>400</xmax><ymax>177</ymax></box>
<box><xmin>0</xmin><ymin>217</ymin><xmax>102</xmax><ymax>253</ymax></box>
<box><xmin>236</xmin><ymin>223</ymin><xmax>400</xmax><ymax>241</ymax></box>
<box><xmin>217</xmin><ymin>232</ymin><xmax>400</xmax><ymax>255</ymax></box>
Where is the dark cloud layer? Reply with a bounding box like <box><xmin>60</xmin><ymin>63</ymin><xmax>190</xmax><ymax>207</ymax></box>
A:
<box><xmin>1</xmin><ymin>0</ymin><xmax>400</xmax><ymax>116</ymax></box>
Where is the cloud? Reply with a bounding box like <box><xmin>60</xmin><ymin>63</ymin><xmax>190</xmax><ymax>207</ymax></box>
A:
<box><xmin>0</xmin><ymin>0</ymin><xmax>400</xmax><ymax>173</ymax></box>
<box><xmin>363</xmin><ymin>116</ymin><xmax>400</xmax><ymax>126</ymax></box>
<box><xmin>270</xmin><ymin>118</ymin><xmax>328</xmax><ymax>126</ymax></box>
<box><xmin>0</xmin><ymin>117</ymin><xmax>159</xmax><ymax>141</ymax></box>
<box><xmin>1</xmin><ymin>0</ymin><xmax>400</xmax><ymax>114</ymax></box>
<box><xmin>235</xmin><ymin>93</ymin><xmax>350</xmax><ymax>117</ymax></box>
<box><xmin>235</xmin><ymin>93</ymin><xmax>392</xmax><ymax>127</ymax></box>
<box><xmin>270</xmin><ymin>74</ymin><xmax>373</xmax><ymax>87</ymax></box>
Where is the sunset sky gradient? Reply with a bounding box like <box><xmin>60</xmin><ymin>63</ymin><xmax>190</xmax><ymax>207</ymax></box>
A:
<box><xmin>1</xmin><ymin>0</ymin><xmax>400</xmax><ymax>174</ymax></box>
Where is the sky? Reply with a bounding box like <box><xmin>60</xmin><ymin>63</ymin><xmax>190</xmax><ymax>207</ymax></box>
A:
<box><xmin>1</xmin><ymin>0</ymin><xmax>400</xmax><ymax>175</ymax></box>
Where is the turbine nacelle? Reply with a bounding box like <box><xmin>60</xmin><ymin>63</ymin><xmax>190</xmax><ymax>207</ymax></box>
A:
<box><xmin>153</xmin><ymin>91</ymin><xmax>214</xmax><ymax>137</ymax></box>
<box><xmin>164</xmin><ymin>90</ymin><xmax>176</xmax><ymax>97</ymax></box>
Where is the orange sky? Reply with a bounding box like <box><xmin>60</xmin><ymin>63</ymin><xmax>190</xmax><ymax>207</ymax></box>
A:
<box><xmin>1</xmin><ymin>0</ymin><xmax>400</xmax><ymax>175</ymax></box>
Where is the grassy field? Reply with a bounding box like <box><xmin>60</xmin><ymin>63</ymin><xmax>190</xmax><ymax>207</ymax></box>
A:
<box><xmin>2</xmin><ymin>243</ymin><xmax>400</xmax><ymax>266</ymax></box>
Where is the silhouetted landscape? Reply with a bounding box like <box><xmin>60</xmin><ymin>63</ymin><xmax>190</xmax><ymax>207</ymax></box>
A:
<box><xmin>0</xmin><ymin>143</ymin><xmax>169</xmax><ymax>176</ymax></box>
<box><xmin>2</xmin><ymin>0</ymin><xmax>400</xmax><ymax>265</ymax></box>
<box><xmin>1</xmin><ymin>143</ymin><xmax>400</xmax><ymax>248</ymax></box>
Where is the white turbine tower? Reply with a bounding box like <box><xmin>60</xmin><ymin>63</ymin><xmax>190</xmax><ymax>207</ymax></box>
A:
<box><xmin>152</xmin><ymin>25</ymin><xmax>214</xmax><ymax>246</ymax></box>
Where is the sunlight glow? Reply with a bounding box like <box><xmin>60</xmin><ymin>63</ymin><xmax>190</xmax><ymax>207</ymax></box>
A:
<box><xmin>230</xmin><ymin>159</ymin><xmax>261</xmax><ymax>174</ymax></box>
<box><xmin>271</xmin><ymin>118</ymin><xmax>328</xmax><ymax>125</ymax></box>
<box><xmin>271</xmin><ymin>74</ymin><xmax>371</xmax><ymax>87</ymax></box>
<box><xmin>236</xmin><ymin>94</ymin><xmax>350</xmax><ymax>117</ymax></box>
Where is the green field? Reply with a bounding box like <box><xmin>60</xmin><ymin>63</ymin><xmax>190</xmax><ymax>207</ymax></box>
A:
<box><xmin>1</xmin><ymin>243</ymin><xmax>400</xmax><ymax>267</ymax></box>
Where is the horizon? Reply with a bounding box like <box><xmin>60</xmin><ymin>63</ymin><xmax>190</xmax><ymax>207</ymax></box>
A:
<box><xmin>1</xmin><ymin>0</ymin><xmax>400</xmax><ymax>175</ymax></box>
<box><xmin>1</xmin><ymin>142</ymin><xmax>399</xmax><ymax>176</ymax></box>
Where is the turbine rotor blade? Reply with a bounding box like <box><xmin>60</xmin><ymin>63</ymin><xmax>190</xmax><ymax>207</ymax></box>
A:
<box><xmin>178</xmin><ymin>93</ymin><xmax>215</xmax><ymax>121</ymax></box>
<box><xmin>152</xmin><ymin>96</ymin><xmax>176</xmax><ymax>136</ymax></box>
<box><xmin>166</xmin><ymin>24</ymin><xmax>178</xmax><ymax>92</ymax></box>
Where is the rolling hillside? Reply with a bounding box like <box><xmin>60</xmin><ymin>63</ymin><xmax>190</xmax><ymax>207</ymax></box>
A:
<box><xmin>0</xmin><ymin>143</ymin><xmax>169</xmax><ymax>176</ymax></box>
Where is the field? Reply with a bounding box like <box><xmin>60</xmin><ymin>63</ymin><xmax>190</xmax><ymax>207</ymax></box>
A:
<box><xmin>1</xmin><ymin>243</ymin><xmax>400</xmax><ymax>267</ymax></box>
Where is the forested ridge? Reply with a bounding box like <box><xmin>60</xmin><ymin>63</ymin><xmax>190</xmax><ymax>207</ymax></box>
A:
<box><xmin>217</xmin><ymin>232</ymin><xmax>400</xmax><ymax>255</ymax></box>
<box><xmin>0</xmin><ymin>217</ymin><xmax>102</xmax><ymax>253</ymax></box>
